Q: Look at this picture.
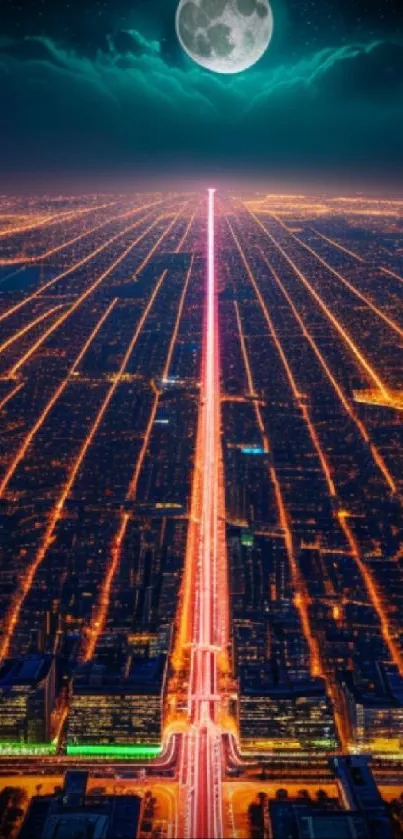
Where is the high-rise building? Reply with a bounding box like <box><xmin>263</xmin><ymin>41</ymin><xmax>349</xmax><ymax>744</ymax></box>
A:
<box><xmin>269</xmin><ymin>800</ymin><xmax>367</xmax><ymax>839</ymax></box>
<box><xmin>331</xmin><ymin>755</ymin><xmax>392</xmax><ymax>819</ymax></box>
<box><xmin>67</xmin><ymin>654</ymin><xmax>167</xmax><ymax>751</ymax></box>
<box><xmin>238</xmin><ymin>661</ymin><xmax>337</xmax><ymax>749</ymax></box>
<box><xmin>18</xmin><ymin>771</ymin><xmax>142</xmax><ymax>839</ymax></box>
<box><xmin>268</xmin><ymin>798</ymin><xmax>392</xmax><ymax>839</ymax></box>
<box><xmin>340</xmin><ymin>663</ymin><xmax>403</xmax><ymax>749</ymax></box>
<box><xmin>0</xmin><ymin>655</ymin><xmax>55</xmax><ymax>745</ymax></box>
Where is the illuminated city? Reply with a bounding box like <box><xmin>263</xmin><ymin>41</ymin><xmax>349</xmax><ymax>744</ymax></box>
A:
<box><xmin>0</xmin><ymin>189</ymin><xmax>402</xmax><ymax>837</ymax></box>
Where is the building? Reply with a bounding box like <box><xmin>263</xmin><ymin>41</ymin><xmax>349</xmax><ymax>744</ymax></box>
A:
<box><xmin>268</xmin><ymin>798</ymin><xmax>393</xmax><ymax>839</ymax></box>
<box><xmin>269</xmin><ymin>799</ymin><xmax>372</xmax><ymax>839</ymax></box>
<box><xmin>340</xmin><ymin>662</ymin><xmax>403</xmax><ymax>749</ymax></box>
<box><xmin>67</xmin><ymin>654</ymin><xmax>167</xmax><ymax>752</ymax></box>
<box><xmin>269</xmin><ymin>757</ymin><xmax>394</xmax><ymax>838</ymax></box>
<box><xmin>18</xmin><ymin>771</ymin><xmax>142</xmax><ymax>839</ymax></box>
<box><xmin>0</xmin><ymin>655</ymin><xmax>55</xmax><ymax>745</ymax></box>
<box><xmin>238</xmin><ymin>661</ymin><xmax>337</xmax><ymax>750</ymax></box>
<box><xmin>233</xmin><ymin>620</ymin><xmax>270</xmax><ymax>665</ymax></box>
<box><xmin>331</xmin><ymin>755</ymin><xmax>391</xmax><ymax>825</ymax></box>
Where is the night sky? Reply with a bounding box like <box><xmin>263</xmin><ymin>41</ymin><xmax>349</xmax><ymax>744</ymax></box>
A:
<box><xmin>1</xmin><ymin>0</ymin><xmax>403</xmax><ymax>183</ymax></box>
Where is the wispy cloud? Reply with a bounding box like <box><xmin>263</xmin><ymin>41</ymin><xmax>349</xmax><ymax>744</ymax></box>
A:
<box><xmin>1</xmin><ymin>31</ymin><xmax>402</xmax><ymax>171</ymax></box>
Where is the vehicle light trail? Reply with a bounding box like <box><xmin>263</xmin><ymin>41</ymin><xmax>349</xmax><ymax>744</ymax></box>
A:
<box><xmin>82</xmin><ymin>218</ymin><xmax>197</xmax><ymax>660</ymax></box>
<box><xmin>272</xmin><ymin>213</ymin><xmax>403</xmax><ymax>340</ymax></box>
<box><xmin>226</xmin><ymin>235</ymin><xmax>321</xmax><ymax>679</ymax></box>
<box><xmin>0</xmin><ymin>207</ymin><xmax>187</xmax><ymax>499</ymax></box>
<box><xmin>381</xmin><ymin>266</ymin><xmax>403</xmax><ymax>286</ymax></box>
<box><xmin>229</xmin><ymin>222</ymin><xmax>365</xmax><ymax>748</ymax></box>
<box><xmin>5</xmin><ymin>210</ymin><xmax>185</xmax><ymax>379</ymax></box>
<box><xmin>256</xmin><ymin>248</ymin><xmax>397</xmax><ymax>494</ymax></box>
<box><xmin>0</xmin><ymin>211</ymin><xmax>190</xmax><ymax>657</ymax></box>
<box><xmin>230</xmin><ymin>213</ymin><xmax>403</xmax><ymax>699</ymax></box>
<box><xmin>0</xmin><ymin>382</ymin><xmax>24</xmax><ymax>412</ymax></box>
<box><xmin>228</xmin><ymin>222</ymin><xmax>337</xmax><ymax>498</ymax></box>
<box><xmin>0</xmin><ymin>266</ymin><xmax>171</xmax><ymax>662</ymax></box>
<box><xmin>246</xmin><ymin>209</ymin><xmax>391</xmax><ymax>399</ymax></box>
<box><xmin>82</xmin><ymin>512</ymin><xmax>130</xmax><ymax>662</ymax></box>
<box><xmin>299</xmin><ymin>226</ymin><xmax>403</xmax><ymax>286</ymax></box>
<box><xmin>310</xmin><ymin>228</ymin><xmax>365</xmax><ymax>263</ymax></box>
<box><xmin>0</xmin><ymin>200</ymin><xmax>170</xmax><ymax>327</ymax></box>
<box><xmin>0</xmin><ymin>299</ymin><xmax>116</xmax><ymax>499</ymax></box>
<box><xmin>0</xmin><ymin>198</ymin><xmax>166</xmax><ymax>266</ymax></box>
<box><xmin>173</xmin><ymin>399</ymin><xmax>204</xmax><ymax>667</ymax></box>
<box><xmin>338</xmin><ymin>511</ymin><xmax>403</xmax><ymax>674</ymax></box>
<box><xmin>82</xmin><ymin>270</ymin><xmax>194</xmax><ymax>658</ymax></box>
<box><xmin>0</xmin><ymin>303</ymin><xmax>65</xmax><ymax>358</ymax></box>
<box><xmin>178</xmin><ymin>190</ymin><xmax>228</xmax><ymax>839</ymax></box>
<box><xmin>0</xmin><ymin>201</ymin><xmax>116</xmax><ymax>240</ymax></box>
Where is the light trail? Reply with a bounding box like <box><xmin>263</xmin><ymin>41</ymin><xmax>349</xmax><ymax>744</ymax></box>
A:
<box><xmin>0</xmin><ymin>265</ymin><xmax>171</xmax><ymax>662</ymax></box>
<box><xmin>305</xmin><ymin>226</ymin><xmax>403</xmax><ymax>286</ymax></box>
<box><xmin>310</xmin><ymin>228</ymin><xmax>365</xmax><ymax>263</ymax></box>
<box><xmin>338</xmin><ymin>512</ymin><xmax>403</xmax><ymax>673</ymax></box>
<box><xmin>124</xmin><ymin>267</ymin><xmax>195</xmax><ymax>507</ymax></box>
<box><xmin>0</xmin><ymin>200</ymin><xmax>116</xmax><ymax>240</ymax></box>
<box><xmin>256</xmin><ymin>248</ymin><xmax>397</xmax><ymax>494</ymax></box>
<box><xmin>124</xmin><ymin>220</ymin><xmax>197</xmax><ymax>503</ymax></box>
<box><xmin>272</xmin><ymin>213</ymin><xmax>403</xmax><ymax>341</ymax></box>
<box><xmin>0</xmin><ymin>206</ymin><xmax>187</xmax><ymax>499</ymax></box>
<box><xmin>0</xmin><ymin>303</ymin><xmax>65</xmax><ymax>358</ymax></box>
<box><xmin>170</xmin><ymin>212</ymin><xmax>212</xmax><ymax>669</ymax></box>
<box><xmin>250</xmin><ymin>209</ymin><xmax>403</xmax><ymax>498</ymax></box>
<box><xmin>82</xmin><ymin>512</ymin><xmax>130</xmax><ymax>662</ymax></box>
<box><xmin>6</xmin><ymin>207</ymin><xmax>186</xmax><ymax>379</ymax></box>
<box><xmin>0</xmin><ymin>299</ymin><xmax>117</xmax><ymax>499</ymax></box>
<box><xmin>230</xmin><ymin>225</ymin><xmax>337</xmax><ymax>498</ymax></box>
<box><xmin>230</xmin><ymin>223</ymin><xmax>362</xmax><ymax>748</ymax></box>
<box><xmin>179</xmin><ymin>190</ymin><xmax>228</xmax><ymax>839</ymax></box>
<box><xmin>0</xmin><ymin>382</ymin><xmax>24</xmax><ymax>412</ymax></box>
<box><xmin>0</xmin><ymin>206</ymin><xmax>191</xmax><ymax>662</ymax></box>
<box><xmin>53</xmin><ymin>704</ymin><xmax>70</xmax><ymax>748</ymax></box>
<box><xmin>0</xmin><ymin>199</ymin><xmax>166</xmax><ymax>266</ymax></box>
<box><xmin>232</xmin><ymin>305</ymin><xmax>260</xmax><ymax>401</ymax></box>
<box><xmin>381</xmin><ymin>266</ymin><xmax>403</xmax><ymax>286</ymax></box>
<box><xmin>173</xmin><ymin>393</ymin><xmax>204</xmax><ymax>667</ymax></box>
<box><xmin>231</xmin><ymin>211</ymin><xmax>403</xmax><ymax>694</ymax></box>
<box><xmin>0</xmin><ymin>201</ymin><xmax>169</xmax><ymax>327</ymax></box>
<box><xmin>162</xmin><ymin>254</ymin><xmax>195</xmax><ymax>377</ymax></box>
<box><xmin>175</xmin><ymin>208</ymin><xmax>198</xmax><ymax>253</ymax></box>
<box><xmin>81</xmin><ymin>207</ymin><xmax>198</xmax><ymax>664</ymax></box>
<box><xmin>245</xmin><ymin>208</ymin><xmax>391</xmax><ymax>399</ymax></box>
<box><xmin>229</xmin><ymin>216</ymin><xmax>403</xmax><ymax>745</ymax></box>
<box><xmin>82</xmin><ymin>235</ymin><xmax>196</xmax><ymax>659</ymax></box>
<box><xmin>229</xmin><ymin>264</ymin><xmax>321</xmax><ymax>679</ymax></box>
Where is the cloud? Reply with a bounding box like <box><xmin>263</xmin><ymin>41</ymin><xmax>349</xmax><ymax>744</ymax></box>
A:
<box><xmin>0</xmin><ymin>32</ymin><xmax>402</xmax><ymax>174</ymax></box>
<box><xmin>109</xmin><ymin>29</ymin><xmax>161</xmax><ymax>58</ymax></box>
<box><xmin>316</xmin><ymin>41</ymin><xmax>403</xmax><ymax>100</ymax></box>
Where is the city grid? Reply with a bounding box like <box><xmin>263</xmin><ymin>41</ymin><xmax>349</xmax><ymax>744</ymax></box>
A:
<box><xmin>0</xmin><ymin>190</ymin><xmax>403</xmax><ymax>836</ymax></box>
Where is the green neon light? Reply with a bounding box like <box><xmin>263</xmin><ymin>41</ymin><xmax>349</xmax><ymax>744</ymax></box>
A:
<box><xmin>311</xmin><ymin>739</ymin><xmax>338</xmax><ymax>748</ymax></box>
<box><xmin>67</xmin><ymin>744</ymin><xmax>161</xmax><ymax>758</ymax></box>
<box><xmin>241</xmin><ymin>531</ymin><xmax>254</xmax><ymax>547</ymax></box>
<box><xmin>0</xmin><ymin>742</ymin><xmax>57</xmax><ymax>755</ymax></box>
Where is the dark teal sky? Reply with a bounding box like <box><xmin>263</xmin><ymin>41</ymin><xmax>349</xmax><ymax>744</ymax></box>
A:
<box><xmin>1</xmin><ymin>0</ymin><xmax>403</xmax><ymax>183</ymax></box>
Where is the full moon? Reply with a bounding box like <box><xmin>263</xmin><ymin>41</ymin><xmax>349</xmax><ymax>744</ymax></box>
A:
<box><xmin>175</xmin><ymin>0</ymin><xmax>273</xmax><ymax>75</ymax></box>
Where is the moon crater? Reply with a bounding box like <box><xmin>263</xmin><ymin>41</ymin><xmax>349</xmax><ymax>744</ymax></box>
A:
<box><xmin>176</xmin><ymin>0</ymin><xmax>273</xmax><ymax>74</ymax></box>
